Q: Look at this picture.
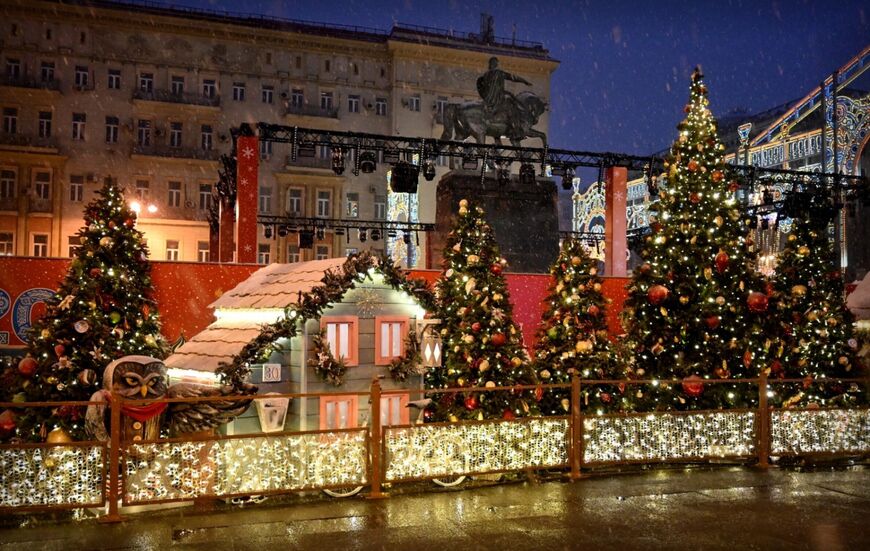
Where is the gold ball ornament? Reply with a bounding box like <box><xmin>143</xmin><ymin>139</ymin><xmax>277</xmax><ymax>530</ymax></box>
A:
<box><xmin>458</xmin><ymin>207</ymin><xmax>468</xmax><ymax>215</ymax></box>
<box><xmin>459</xmin><ymin>199</ymin><xmax>468</xmax><ymax>208</ymax></box>
<box><xmin>561</xmin><ymin>398</ymin><xmax>570</xmax><ymax>412</ymax></box>
<box><xmin>788</xmin><ymin>234</ymin><xmax>797</xmax><ymax>241</ymax></box>
<box><xmin>540</xmin><ymin>369</ymin><xmax>551</xmax><ymax>379</ymax></box>
<box><xmin>593</xmin><ymin>283</ymin><xmax>602</xmax><ymax>292</ymax></box>
<box><xmin>485</xmin><ymin>381</ymin><xmax>496</xmax><ymax>388</ymax></box>
<box><xmin>838</xmin><ymin>356</ymin><xmax>849</xmax><ymax>366</ymax></box>
<box><xmin>791</xmin><ymin>285</ymin><xmax>807</xmax><ymax>297</ymax></box>
<box><xmin>714</xmin><ymin>215</ymin><xmax>724</xmax><ymax>227</ymax></box>
<box><xmin>797</xmin><ymin>246</ymin><xmax>810</xmax><ymax>256</ymax></box>
<box><xmin>46</xmin><ymin>427</ymin><xmax>73</xmax><ymax>444</ymax></box>
<box><xmin>715</xmin><ymin>296</ymin><xmax>726</xmax><ymax>306</ymax></box>
<box><xmin>679</xmin><ymin>296</ymin><xmax>690</xmax><ymax>305</ymax></box>
<box><xmin>478</xmin><ymin>359</ymin><xmax>490</xmax><ymax>372</ymax></box>
<box><xmin>575</xmin><ymin>340</ymin><xmax>594</xmax><ymax>353</ymax></box>
<box><xmin>571</xmin><ymin>256</ymin><xmax>582</xmax><ymax>266</ymax></box>
<box><xmin>510</xmin><ymin>357</ymin><xmax>523</xmax><ymax>367</ymax></box>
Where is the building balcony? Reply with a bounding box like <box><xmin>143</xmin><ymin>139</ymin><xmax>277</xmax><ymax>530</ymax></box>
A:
<box><xmin>285</xmin><ymin>154</ymin><xmax>332</xmax><ymax>170</ymax></box>
<box><xmin>0</xmin><ymin>74</ymin><xmax>61</xmax><ymax>92</ymax></box>
<box><xmin>133</xmin><ymin>89</ymin><xmax>221</xmax><ymax>108</ymax></box>
<box><xmin>29</xmin><ymin>197</ymin><xmax>52</xmax><ymax>213</ymax></box>
<box><xmin>0</xmin><ymin>197</ymin><xmax>17</xmax><ymax>211</ymax></box>
<box><xmin>133</xmin><ymin>144</ymin><xmax>220</xmax><ymax>162</ymax></box>
<box><xmin>285</xmin><ymin>103</ymin><xmax>339</xmax><ymax>119</ymax></box>
<box><xmin>0</xmin><ymin>132</ymin><xmax>60</xmax><ymax>152</ymax></box>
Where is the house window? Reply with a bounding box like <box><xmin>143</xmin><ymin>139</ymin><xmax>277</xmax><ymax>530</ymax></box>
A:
<box><xmin>232</xmin><ymin>82</ymin><xmax>245</xmax><ymax>101</ymax></box>
<box><xmin>321</xmin><ymin>316</ymin><xmax>358</xmax><ymax>366</ymax></box>
<box><xmin>319</xmin><ymin>395</ymin><xmax>358</xmax><ymax>430</ymax></box>
<box><xmin>200</xmin><ymin>125</ymin><xmax>213</xmax><ymax>150</ymax></box>
<box><xmin>74</xmin><ymin>66</ymin><xmax>89</xmax><ymax>88</ymax></box>
<box><xmin>374</xmin><ymin>195</ymin><xmax>386</xmax><ymax>220</ymax></box>
<box><xmin>69</xmin><ymin>174</ymin><xmax>83</xmax><ymax>202</ymax></box>
<box><xmin>316</xmin><ymin>190</ymin><xmax>331</xmax><ymax>218</ymax></box>
<box><xmin>287</xmin><ymin>244</ymin><xmax>300</xmax><ymax>263</ymax></box>
<box><xmin>202</xmin><ymin>79</ymin><xmax>216</xmax><ymax>98</ymax></box>
<box><xmin>33</xmin><ymin>171</ymin><xmax>51</xmax><ymax>199</ymax></box>
<box><xmin>291</xmin><ymin>88</ymin><xmax>303</xmax><ymax>107</ymax></box>
<box><xmin>67</xmin><ymin>235</ymin><xmax>79</xmax><ymax>257</ymax></box>
<box><xmin>165</xmin><ymin>239</ymin><xmax>179</xmax><ymax>261</ymax></box>
<box><xmin>0</xmin><ymin>170</ymin><xmax>15</xmax><ymax>199</ymax></box>
<box><xmin>170</xmin><ymin>75</ymin><xmax>184</xmax><ymax>95</ymax></box>
<box><xmin>347</xmin><ymin>95</ymin><xmax>360</xmax><ymax>113</ymax></box>
<box><xmin>261</xmin><ymin>84</ymin><xmax>273</xmax><ymax>104</ymax></box>
<box><xmin>260</xmin><ymin>139</ymin><xmax>272</xmax><ymax>159</ymax></box>
<box><xmin>375</xmin><ymin>316</ymin><xmax>408</xmax><ymax>365</ymax></box>
<box><xmin>436</xmin><ymin>96</ymin><xmax>448</xmax><ymax>116</ymax></box>
<box><xmin>375</xmin><ymin>97</ymin><xmax>387</xmax><ymax>116</ymax></box>
<box><xmin>167</xmin><ymin>181</ymin><xmax>181</xmax><ymax>207</ymax></box>
<box><xmin>105</xmin><ymin>116</ymin><xmax>119</xmax><ymax>144</ymax></box>
<box><xmin>199</xmin><ymin>184</ymin><xmax>212</xmax><ymax>210</ymax></box>
<box><xmin>5</xmin><ymin>58</ymin><xmax>20</xmax><ymax>78</ymax></box>
<box><xmin>2</xmin><ymin>108</ymin><xmax>17</xmax><ymax>134</ymax></box>
<box><xmin>38</xmin><ymin>111</ymin><xmax>52</xmax><ymax>138</ymax></box>
<box><xmin>137</xmin><ymin>119</ymin><xmax>151</xmax><ymax>146</ymax></box>
<box><xmin>169</xmin><ymin>122</ymin><xmax>182</xmax><ymax>147</ymax></box>
<box><xmin>135</xmin><ymin>179</ymin><xmax>149</xmax><ymax>199</ymax></box>
<box><xmin>380</xmin><ymin>394</ymin><xmax>410</xmax><ymax>426</ymax></box>
<box><xmin>40</xmin><ymin>61</ymin><xmax>54</xmax><ymax>82</ymax></box>
<box><xmin>320</xmin><ymin>91</ymin><xmax>333</xmax><ymax>111</ymax></box>
<box><xmin>287</xmin><ymin>188</ymin><xmax>303</xmax><ymax>216</ymax></box>
<box><xmin>408</xmin><ymin>95</ymin><xmax>421</xmax><ymax>112</ymax></box>
<box><xmin>138</xmin><ymin>72</ymin><xmax>153</xmax><ymax>93</ymax></box>
<box><xmin>258</xmin><ymin>243</ymin><xmax>271</xmax><ymax>264</ymax></box>
<box><xmin>315</xmin><ymin>244</ymin><xmax>330</xmax><ymax>260</ymax></box>
<box><xmin>107</xmin><ymin>69</ymin><xmax>121</xmax><ymax>90</ymax></box>
<box><xmin>346</xmin><ymin>192</ymin><xmax>359</xmax><ymax>218</ymax></box>
<box><xmin>0</xmin><ymin>232</ymin><xmax>13</xmax><ymax>256</ymax></box>
<box><xmin>197</xmin><ymin>241</ymin><xmax>209</xmax><ymax>262</ymax></box>
<box><xmin>71</xmin><ymin>113</ymin><xmax>85</xmax><ymax>140</ymax></box>
<box><xmin>31</xmin><ymin>234</ymin><xmax>48</xmax><ymax>257</ymax></box>
<box><xmin>259</xmin><ymin>186</ymin><xmax>272</xmax><ymax>213</ymax></box>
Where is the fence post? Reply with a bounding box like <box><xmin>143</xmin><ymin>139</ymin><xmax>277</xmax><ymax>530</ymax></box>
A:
<box><xmin>98</xmin><ymin>391</ymin><xmax>124</xmax><ymax>523</ymax></box>
<box><xmin>570</xmin><ymin>373</ymin><xmax>584</xmax><ymax>480</ymax></box>
<box><xmin>755</xmin><ymin>372</ymin><xmax>770</xmax><ymax>469</ymax></box>
<box><xmin>367</xmin><ymin>378</ymin><xmax>387</xmax><ymax>499</ymax></box>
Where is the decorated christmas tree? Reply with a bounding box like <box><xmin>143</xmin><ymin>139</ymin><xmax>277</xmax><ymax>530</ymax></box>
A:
<box><xmin>770</xmin><ymin>193</ymin><xmax>864</xmax><ymax>407</ymax></box>
<box><xmin>533</xmin><ymin>239</ymin><xmax>623</xmax><ymax>414</ymax></box>
<box><xmin>621</xmin><ymin>68</ymin><xmax>771</xmax><ymax>410</ymax></box>
<box><xmin>426</xmin><ymin>199</ymin><xmax>538</xmax><ymax>421</ymax></box>
<box><xmin>14</xmin><ymin>177</ymin><xmax>168</xmax><ymax>441</ymax></box>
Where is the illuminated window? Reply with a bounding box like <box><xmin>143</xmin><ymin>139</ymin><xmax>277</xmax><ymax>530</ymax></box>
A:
<box><xmin>0</xmin><ymin>169</ymin><xmax>15</xmax><ymax>199</ymax></box>
<box><xmin>258</xmin><ymin>243</ymin><xmax>270</xmax><ymax>264</ymax></box>
<box><xmin>197</xmin><ymin>241</ymin><xmax>209</xmax><ymax>262</ymax></box>
<box><xmin>165</xmin><ymin>240</ymin><xmax>179</xmax><ymax>261</ymax></box>
<box><xmin>69</xmin><ymin>174</ymin><xmax>83</xmax><ymax>202</ymax></box>
<box><xmin>321</xmin><ymin>316</ymin><xmax>358</xmax><ymax>366</ymax></box>
<box><xmin>315</xmin><ymin>244</ymin><xmax>330</xmax><ymax>260</ymax></box>
<box><xmin>31</xmin><ymin>233</ymin><xmax>48</xmax><ymax>257</ymax></box>
<box><xmin>170</xmin><ymin>75</ymin><xmax>184</xmax><ymax>95</ymax></box>
<box><xmin>287</xmin><ymin>244</ymin><xmax>300</xmax><ymax>263</ymax></box>
<box><xmin>319</xmin><ymin>395</ymin><xmax>358</xmax><ymax>430</ymax></box>
<box><xmin>167</xmin><ymin>181</ymin><xmax>181</xmax><ymax>207</ymax></box>
<box><xmin>380</xmin><ymin>394</ymin><xmax>409</xmax><ymax>426</ymax></box>
<box><xmin>346</xmin><ymin>192</ymin><xmax>359</xmax><ymax>218</ymax></box>
<box><xmin>0</xmin><ymin>232</ymin><xmax>14</xmax><ymax>255</ymax></box>
<box><xmin>375</xmin><ymin>315</ymin><xmax>407</xmax><ymax>365</ymax></box>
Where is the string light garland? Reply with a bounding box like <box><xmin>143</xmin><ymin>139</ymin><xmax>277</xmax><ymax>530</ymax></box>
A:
<box><xmin>0</xmin><ymin>444</ymin><xmax>104</xmax><ymax>507</ymax></box>
<box><xmin>770</xmin><ymin>409</ymin><xmax>870</xmax><ymax>455</ymax></box>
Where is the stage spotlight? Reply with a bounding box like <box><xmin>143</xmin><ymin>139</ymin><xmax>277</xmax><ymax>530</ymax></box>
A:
<box><xmin>315</xmin><ymin>227</ymin><xmax>325</xmax><ymax>240</ymax></box>
<box><xmin>391</xmin><ymin>160</ymin><xmax>419</xmax><ymax>194</ymax></box>
<box><xmin>422</xmin><ymin>159</ymin><xmax>436</xmax><ymax>181</ymax></box>
<box><xmin>264</xmin><ymin>225</ymin><xmax>273</xmax><ymax>239</ymax></box>
<box><xmin>358</xmin><ymin>228</ymin><xmax>368</xmax><ymax>242</ymax></box>
<box><xmin>332</xmin><ymin>148</ymin><xmax>345</xmax><ymax>175</ymax></box>
<box><xmin>299</xmin><ymin>230</ymin><xmax>315</xmax><ymax>249</ymax></box>
<box><xmin>359</xmin><ymin>151</ymin><xmax>377</xmax><ymax>173</ymax></box>
<box><xmin>562</xmin><ymin>167</ymin><xmax>576</xmax><ymax>191</ymax></box>
<box><xmin>519</xmin><ymin>163</ymin><xmax>535</xmax><ymax>186</ymax></box>
<box><xmin>371</xmin><ymin>228</ymin><xmax>382</xmax><ymax>241</ymax></box>
<box><xmin>277</xmin><ymin>225</ymin><xmax>289</xmax><ymax>238</ymax></box>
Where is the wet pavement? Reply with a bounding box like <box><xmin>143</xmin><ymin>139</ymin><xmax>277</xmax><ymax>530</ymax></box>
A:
<box><xmin>0</xmin><ymin>466</ymin><xmax>868</xmax><ymax>550</ymax></box>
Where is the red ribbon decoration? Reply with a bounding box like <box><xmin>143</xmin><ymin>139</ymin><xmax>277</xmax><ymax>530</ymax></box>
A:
<box><xmin>120</xmin><ymin>401</ymin><xmax>168</xmax><ymax>422</ymax></box>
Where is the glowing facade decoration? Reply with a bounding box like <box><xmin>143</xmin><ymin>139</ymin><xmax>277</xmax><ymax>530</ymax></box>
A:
<box><xmin>771</xmin><ymin>409</ymin><xmax>870</xmax><ymax>455</ymax></box>
<box><xmin>571</xmin><ymin>181</ymin><xmax>652</xmax><ymax>260</ymax></box>
<box><xmin>386</xmin><ymin>170</ymin><xmax>420</xmax><ymax>268</ymax></box>
<box><xmin>0</xmin><ymin>445</ymin><xmax>104</xmax><ymax>507</ymax></box>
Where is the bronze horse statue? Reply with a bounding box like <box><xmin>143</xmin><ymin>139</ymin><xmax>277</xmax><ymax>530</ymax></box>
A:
<box><xmin>440</xmin><ymin>91</ymin><xmax>548</xmax><ymax>148</ymax></box>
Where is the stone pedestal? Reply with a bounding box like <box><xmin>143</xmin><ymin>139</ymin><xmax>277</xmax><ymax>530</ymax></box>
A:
<box><xmin>430</xmin><ymin>170</ymin><xmax>559</xmax><ymax>273</ymax></box>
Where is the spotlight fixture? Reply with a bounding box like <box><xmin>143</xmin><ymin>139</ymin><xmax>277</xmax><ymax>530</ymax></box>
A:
<box><xmin>358</xmin><ymin>228</ymin><xmax>367</xmax><ymax>243</ymax></box>
<box><xmin>299</xmin><ymin>229</ymin><xmax>315</xmax><ymax>249</ymax></box>
<box><xmin>264</xmin><ymin>225</ymin><xmax>273</xmax><ymax>239</ymax></box>
<box><xmin>315</xmin><ymin>227</ymin><xmax>325</xmax><ymax>240</ymax></box>
<box><xmin>371</xmin><ymin>228</ymin><xmax>382</xmax><ymax>241</ymax></box>
<box><xmin>519</xmin><ymin>163</ymin><xmax>536</xmax><ymax>186</ymax></box>
<box><xmin>277</xmin><ymin>225</ymin><xmax>289</xmax><ymax>238</ymax></box>
<box><xmin>422</xmin><ymin>159</ymin><xmax>436</xmax><ymax>181</ymax></box>
<box><xmin>359</xmin><ymin>151</ymin><xmax>377</xmax><ymax>174</ymax></box>
<box><xmin>402</xmin><ymin>232</ymin><xmax>411</xmax><ymax>245</ymax></box>
<box><xmin>562</xmin><ymin>167</ymin><xmax>576</xmax><ymax>191</ymax></box>
<box><xmin>462</xmin><ymin>154</ymin><xmax>478</xmax><ymax>170</ymax></box>
<box><xmin>331</xmin><ymin>148</ymin><xmax>345</xmax><ymax>175</ymax></box>
<box><xmin>391</xmin><ymin>160</ymin><xmax>419</xmax><ymax>194</ymax></box>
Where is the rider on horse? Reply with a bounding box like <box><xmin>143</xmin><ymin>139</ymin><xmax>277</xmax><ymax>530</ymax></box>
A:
<box><xmin>477</xmin><ymin>57</ymin><xmax>532</xmax><ymax>136</ymax></box>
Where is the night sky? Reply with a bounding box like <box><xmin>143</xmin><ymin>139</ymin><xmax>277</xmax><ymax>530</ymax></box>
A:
<box><xmin>182</xmin><ymin>0</ymin><xmax>868</xmax><ymax>155</ymax></box>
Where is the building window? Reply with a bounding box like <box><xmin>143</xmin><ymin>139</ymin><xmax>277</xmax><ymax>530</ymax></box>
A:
<box><xmin>0</xmin><ymin>170</ymin><xmax>15</xmax><ymax>199</ymax></box>
<box><xmin>316</xmin><ymin>190</ymin><xmax>331</xmax><ymax>218</ymax></box>
<box><xmin>71</xmin><ymin>113</ymin><xmax>85</xmax><ymax>140</ymax></box>
<box><xmin>0</xmin><ymin>232</ymin><xmax>13</xmax><ymax>256</ymax></box>
<box><xmin>107</xmin><ymin>69</ymin><xmax>121</xmax><ymax>90</ymax></box>
<box><xmin>315</xmin><ymin>244</ymin><xmax>330</xmax><ymax>260</ymax></box>
<box><xmin>324</xmin><ymin>59</ymin><xmax>331</xmax><ymax>72</ymax></box>
<box><xmin>321</xmin><ymin>316</ymin><xmax>358</xmax><ymax>366</ymax></box>
<box><xmin>345</xmin><ymin>247</ymin><xmax>358</xmax><ymax>257</ymax></box>
<box><xmin>375</xmin><ymin>316</ymin><xmax>408</xmax><ymax>365</ymax></box>
<box><xmin>202</xmin><ymin>79</ymin><xmax>216</xmax><ymax>98</ymax></box>
<box><xmin>346</xmin><ymin>192</ymin><xmax>359</xmax><ymax>218</ymax></box>
<box><xmin>259</xmin><ymin>186</ymin><xmax>272</xmax><ymax>213</ymax></box>
<box><xmin>33</xmin><ymin>171</ymin><xmax>51</xmax><ymax>200</ymax></box>
<box><xmin>135</xmin><ymin>179</ymin><xmax>149</xmax><ymax>199</ymax></box>
<box><xmin>260</xmin><ymin>139</ymin><xmax>272</xmax><ymax>159</ymax></box>
<box><xmin>375</xmin><ymin>97</ymin><xmax>387</xmax><ymax>116</ymax></box>
<box><xmin>69</xmin><ymin>174</ymin><xmax>83</xmax><ymax>202</ymax></box>
<box><xmin>31</xmin><ymin>234</ymin><xmax>48</xmax><ymax>257</ymax></box>
<box><xmin>374</xmin><ymin>195</ymin><xmax>386</xmax><ymax>220</ymax></box>
<box><xmin>40</xmin><ymin>61</ymin><xmax>54</xmax><ymax>82</ymax></box>
<box><xmin>318</xmin><ymin>145</ymin><xmax>330</xmax><ymax>160</ymax></box>
<box><xmin>197</xmin><ymin>241</ymin><xmax>209</xmax><ymax>262</ymax></box>
<box><xmin>287</xmin><ymin>188</ymin><xmax>303</xmax><ymax>216</ymax></box>
<box><xmin>436</xmin><ymin>153</ymin><xmax>449</xmax><ymax>167</ymax></box>
<box><xmin>232</xmin><ymin>82</ymin><xmax>245</xmax><ymax>101</ymax></box>
<box><xmin>291</xmin><ymin>88</ymin><xmax>303</xmax><ymax>107</ymax></box>
<box><xmin>261</xmin><ymin>84</ymin><xmax>273</xmax><ymax>104</ymax></box>
<box><xmin>257</xmin><ymin>243</ymin><xmax>271</xmax><ymax>264</ymax></box>
<box><xmin>67</xmin><ymin>235</ymin><xmax>79</xmax><ymax>257</ymax></box>
<box><xmin>408</xmin><ymin>95</ymin><xmax>421</xmax><ymax>112</ymax></box>
<box><xmin>200</xmin><ymin>125</ymin><xmax>213</xmax><ymax>150</ymax></box>
<box><xmin>199</xmin><ymin>184</ymin><xmax>212</xmax><ymax>210</ymax></box>
<box><xmin>2</xmin><ymin>108</ymin><xmax>17</xmax><ymax>134</ymax></box>
<box><xmin>167</xmin><ymin>181</ymin><xmax>181</xmax><ymax>208</ymax></box>
<box><xmin>169</xmin><ymin>122</ymin><xmax>182</xmax><ymax>148</ymax></box>
<box><xmin>319</xmin><ymin>395</ymin><xmax>358</xmax><ymax>430</ymax></box>
<box><xmin>347</xmin><ymin>95</ymin><xmax>360</xmax><ymax>113</ymax></box>
<box><xmin>380</xmin><ymin>394</ymin><xmax>410</xmax><ymax>426</ymax></box>
<box><xmin>38</xmin><ymin>111</ymin><xmax>51</xmax><ymax>138</ymax></box>
<box><xmin>320</xmin><ymin>91</ymin><xmax>333</xmax><ymax>111</ymax></box>
<box><xmin>138</xmin><ymin>72</ymin><xmax>153</xmax><ymax>93</ymax></box>
<box><xmin>137</xmin><ymin>119</ymin><xmax>151</xmax><ymax>146</ymax></box>
<box><xmin>5</xmin><ymin>58</ymin><xmax>20</xmax><ymax>78</ymax></box>
<box><xmin>105</xmin><ymin>116</ymin><xmax>119</xmax><ymax>144</ymax></box>
<box><xmin>287</xmin><ymin>244</ymin><xmax>301</xmax><ymax>263</ymax></box>
<box><xmin>437</xmin><ymin>96</ymin><xmax>448</xmax><ymax>116</ymax></box>
<box><xmin>165</xmin><ymin>240</ymin><xmax>179</xmax><ymax>261</ymax></box>
<box><xmin>170</xmin><ymin>75</ymin><xmax>184</xmax><ymax>95</ymax></box>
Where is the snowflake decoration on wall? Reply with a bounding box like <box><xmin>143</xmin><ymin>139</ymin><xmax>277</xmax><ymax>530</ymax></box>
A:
<box><xmin>355</xmin><ymin>289</ymin><xmax>382</xmax><ymax>318</ymax></box>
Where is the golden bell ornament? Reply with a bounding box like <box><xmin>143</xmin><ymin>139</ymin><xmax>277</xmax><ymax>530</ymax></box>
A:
<box><xmin>46</xmin><ymin>427</ymin><xmax>73</xmax><ymax>444</ymax></box>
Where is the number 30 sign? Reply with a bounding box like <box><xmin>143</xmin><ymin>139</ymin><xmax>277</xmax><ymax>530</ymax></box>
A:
<box><xmin>262</xmin><ymin>363</ymin><xmax>282</xmax><ymax>383</ymax></box>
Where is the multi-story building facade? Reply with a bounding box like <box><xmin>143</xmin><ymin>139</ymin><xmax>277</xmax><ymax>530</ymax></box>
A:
<box><xmin>0</xmin><ymin>0</ymin><xmax>557</xmax><ymax>265</ymax></box>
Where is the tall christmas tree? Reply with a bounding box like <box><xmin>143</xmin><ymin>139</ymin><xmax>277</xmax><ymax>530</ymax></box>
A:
<box><xmin>16</xmin><ymin>177</ymin><xmax>168</xmax><ymax>441</ymax></box>
<box><xmin>621</xmin><ymin>68</ymin><xmax>771</xmax><ymax>410</ymax></box>
<box><xmin>533</xmin><ymin>239</ymin><xmax>623</xmax><ymax>414</ymax></box>
<box><xmin>426</xmin><ymin>199</ymin><xmax>538</xmax><ymax>421</ymax></box>
<box><xmin>770</xmin><ymin>193</ymin><xmax>864</xmax><ymax>407</ymax></box>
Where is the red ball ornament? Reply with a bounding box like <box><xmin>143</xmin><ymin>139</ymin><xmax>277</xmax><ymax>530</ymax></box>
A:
<box><xmin>587</xmin><ymin>304</ymin><xmax>600</xmax><ymax>316</ymax></box>
<box><xmin>647</xmin><ymin>284</ymin><xmax>669</xmax><ymax>305</ymax></box>
<box><xmin>142</xmin><ymin>304</ymin><xmax>151</xmax><ymax>318</ymax></box>
<box><xmin>769</xmin><ymin>359</ymin><xmax>784</xmax><ymax>377</ymax></box>
<box><xmin>54</xmin><ymin>344</ymin><xmax>65</xmax><ymax>357</ymax></box>
<box><xmin>600</xmin><ymin>392</ymin><xmax>612</xmax><ymax>404</ymax></box>
<box><xmin>689</xmin><ymin>192</ymin><xmax>701</xmax><ymax>204</ymax></box>
<box><xmin>124</xmin><ymin>218</ymin><xmax>135</xmax><ymax>228</ymax></box>
<box><xmin>534</xmin><ymin>386</ymin><xmax>544</xmax><ymax>402</ymax></box>
<box><xmin>747</xmin><ymin>292</ymin><xmax>769</xmax><ymax>313</ymax></box>
<box><xmin>0</xmin><ymin>409</ymin><xmax>16</xmax><ymax>438</ymax></box>
<box><xmin>17</xmin><ymin>356</ymin><xmax>38</xmax><ymax>378</ymax></box>
<box><xmin>491</xmin><ymin>332</ymin><xmax>506</xmax><ymax>347</ymax></box>
<box><xmin>471</xmin><ymin>322</ymin><xmax>481</xmax><ymax>333</ymax></box>
<box><xmin>681</xmin><ymin>375</ymin><xmax>704</xmax><ymax>397</ymax></box>
<box><xmin>704</xmin><ymin>315</ymin><xmax>720</xmax><ymax>329</ymax></box>
<box><xmin>108</xmin><ymin>220</ymin><xmax>117</xmax><ymax>229</ymax></box>
<box><xmin>464</xmin><ymin>395</ymin><xmax>479</xmax><ymax>411</ymax></box>
<box><xmin>687</xmin><ymin>160</ymin><xmax>699</xmax><ymax>172</ymax></box>
<box><xmin>728</xmin><ymin>181</ymin><xmax>740</xmax><ymax>193</ymax></box>
<box><xmin>489</xmin><ymin>263</ymin><xmax>503</xmax><ymax>276</ymax></box>
<box><xmin>711</xmin><ymin>170</ymin><xmax>724</xmax><ymax>182</ymax></box>
<box><xmin>423</xmin><ymin>409</ymin><xmax>434</xmax><ymax>422</ymax></box>
<box><xmin>89</xmin><ymin>267</ymin><xmax>102</xmax><ymax>277</ymax></box>
<box><xmin>715</xmin><ymin>250</ymin><xmax>729</xmax><ymax>274</ymax></box>
<box><xmin>502</xmin><ymin>409</ymin><xmax>516</xmax><ymax>421</ymax></box>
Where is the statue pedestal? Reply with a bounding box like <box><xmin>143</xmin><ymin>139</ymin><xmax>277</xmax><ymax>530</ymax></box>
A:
<box><xmin>430</xmin><ymin>170</ymin><xmax>559</xmax><ymax>273</ymax></box>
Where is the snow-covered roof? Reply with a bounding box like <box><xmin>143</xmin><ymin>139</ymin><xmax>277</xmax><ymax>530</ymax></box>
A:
<box><xmin>164</xmin><ymin>318</ymin><xmax>264</xmax><ymax>374</ymax></box>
